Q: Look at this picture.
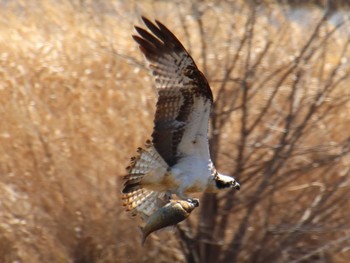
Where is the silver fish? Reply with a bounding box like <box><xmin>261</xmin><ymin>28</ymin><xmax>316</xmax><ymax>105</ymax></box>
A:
<box><xmin>140</xmin><ymin>199</ymin><xmax>199</xmax><ymax>245</ymax></box>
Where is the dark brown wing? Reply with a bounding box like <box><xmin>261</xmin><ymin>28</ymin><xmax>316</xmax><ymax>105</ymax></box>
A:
<box><xmin>133</xmin><ymin>17</ymin><xmax>213</xmax><ymax>166</ymax></box>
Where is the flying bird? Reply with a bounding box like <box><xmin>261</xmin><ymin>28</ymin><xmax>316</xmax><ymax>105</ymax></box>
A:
<box><xmin>122</xmin><ymin>17</ymin><xmax>240</xmax><ymax>219</ymax></box>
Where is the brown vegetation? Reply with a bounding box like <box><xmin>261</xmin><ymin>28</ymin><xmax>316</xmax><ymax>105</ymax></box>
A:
<box><xmin>0</xmin><ymin>0</ymin><xmax>349</xmax><ymax>262</ymax></box>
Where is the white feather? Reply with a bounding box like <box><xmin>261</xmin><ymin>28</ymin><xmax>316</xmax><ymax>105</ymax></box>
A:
<box><xmin>168</xmin><ymin>97</ymin><xmax>213</xmax><ymax>196</ymax></box>
<box><xmin>177</xmin><ymin>97</ymin><xmax>211</xmax><ymax>159</ymax></box>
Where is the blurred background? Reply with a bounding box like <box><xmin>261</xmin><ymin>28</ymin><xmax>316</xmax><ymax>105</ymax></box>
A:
<box><xmin>0</xmin><ymin>0</ymin><xmax>350</xmax><ymax>262</ymax></box>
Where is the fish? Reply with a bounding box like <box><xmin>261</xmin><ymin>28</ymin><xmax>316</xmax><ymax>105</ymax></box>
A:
<box><xmin>140</xmin><ymin>198</ymin><xmax>199</xmax><ymax>245</ymax></box>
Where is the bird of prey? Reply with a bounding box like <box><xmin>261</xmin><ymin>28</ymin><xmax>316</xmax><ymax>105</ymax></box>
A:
<box><xmin>122</xmin><ymin>17</ymin><xmax>240</xmax><ymax>219</ymax></box>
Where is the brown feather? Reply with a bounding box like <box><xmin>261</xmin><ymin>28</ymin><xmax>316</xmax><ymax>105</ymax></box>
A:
<box><xmin>121</xmin><ymin>141</ymin><xmax>169</xmax><ymax>218</ymax></box>
<box><xmin>133</xmin><ymin>17</ymin><xmax>213</xmax><ymax>166</ymax></box>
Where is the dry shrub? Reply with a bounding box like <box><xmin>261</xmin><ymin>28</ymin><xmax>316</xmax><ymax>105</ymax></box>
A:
<box><xmin>0</xmin><ymin>0</ymin><xmax>349</xmax><ymax>263</ymax></box>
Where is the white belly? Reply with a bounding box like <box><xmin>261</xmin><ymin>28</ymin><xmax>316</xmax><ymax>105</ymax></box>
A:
<box><xmin>169</xmin><ymin>156</ymin><xmax>212</xmax><ymax>195</ymax></box>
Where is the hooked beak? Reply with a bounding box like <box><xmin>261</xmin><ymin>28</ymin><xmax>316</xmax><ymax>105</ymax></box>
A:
<box><xmin>233</xmin><ymin>180</ymin><xmax>240</xmax><ymax>190</ymax></box>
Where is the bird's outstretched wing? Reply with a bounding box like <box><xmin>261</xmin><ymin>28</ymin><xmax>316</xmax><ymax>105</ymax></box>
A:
<box><xmin>133</xmin><ymin>17</ymin><xmax>213</xmax><ymax>166</ymax></box>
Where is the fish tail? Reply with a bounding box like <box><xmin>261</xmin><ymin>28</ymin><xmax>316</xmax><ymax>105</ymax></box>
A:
<box><xmin>139</xmin><ymin>226</ymin><xmax>147</xmax><ymax>246</ymax></box>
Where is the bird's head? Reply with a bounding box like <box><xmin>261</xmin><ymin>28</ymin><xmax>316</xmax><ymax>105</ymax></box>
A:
<box><xmin>215</xmin><ymin>173</ymin><xmax>240</xmax><ymax>190</ymax></box>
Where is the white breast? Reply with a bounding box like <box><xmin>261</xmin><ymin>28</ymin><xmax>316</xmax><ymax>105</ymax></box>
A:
<box><xmin>170</xmin><ymin>155</ymin><xmax>212</xmax><ymax>195</ymax></box>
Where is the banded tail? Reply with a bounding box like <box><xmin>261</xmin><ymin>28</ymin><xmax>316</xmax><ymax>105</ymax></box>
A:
<box><xmin>121</xmin><ymin>140</ymin><xmax>169</xmax><ymax>218</ymax></box>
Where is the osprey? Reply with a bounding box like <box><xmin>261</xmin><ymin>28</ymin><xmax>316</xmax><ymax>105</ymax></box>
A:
<box><xmin>122</xmin><ymin>17</ymin><xmax>240</xmax><ymax>218</ymax></box>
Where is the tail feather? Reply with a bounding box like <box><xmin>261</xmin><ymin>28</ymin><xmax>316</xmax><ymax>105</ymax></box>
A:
<box><xmin>121</xmin><ymin>140</ymin><xmax>169</xmax><ymax>219</ymax></box>
<box><xmin>122</xmin><ymin>187</ymin><xmax>167</xmax><ymax>218</ymax></box>
<box><xmin>126</xmin><ymin>140</ymin><xmax>167</xmax><ymax>175</ymax></box>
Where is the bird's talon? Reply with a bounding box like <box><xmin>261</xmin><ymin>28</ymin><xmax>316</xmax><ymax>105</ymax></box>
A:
<box><xmin>187</xmin><ymin>198</ymin><xmax>199</xmax><ymax>207</ymax></box>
